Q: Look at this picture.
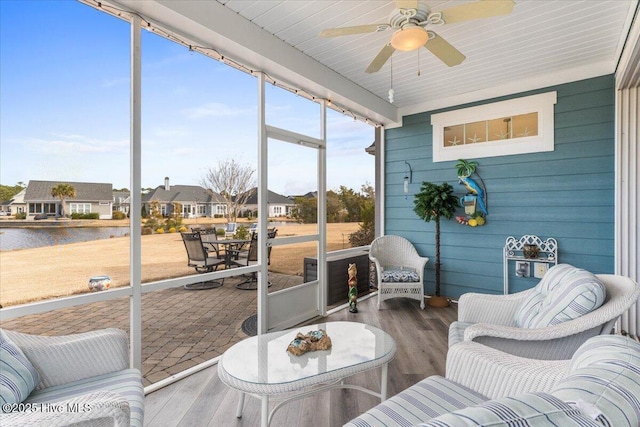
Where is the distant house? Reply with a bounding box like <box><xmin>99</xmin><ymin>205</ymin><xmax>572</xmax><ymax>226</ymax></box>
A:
<box><xmin>24</xmin><ymin>180</ymin><xmax>113</xmax><ymax>219</ymax></box>
<box><xmin>239</xmin><ymin>188</ymin><xmax>296</xmax><ymax>218</ymax></box>
<box><xmin>112</xmin><ymin>191</ymin><xmax>130</xmax><ymax>215</ymax></box>
<box><xmin>2</xmin><ymin>188</ymin><xmax>26</xmax><ymax>215</ymax></box>
<box><xmin>142</xmin><ymin>177</ymin><xmax>226</xmax><ymax>218</ymax></box>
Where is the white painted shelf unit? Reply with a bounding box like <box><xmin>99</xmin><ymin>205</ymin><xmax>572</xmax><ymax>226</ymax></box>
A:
<box><xmin>503</xmin><ymin>235</ymin><xmax>558</xmax><ymax>294</ymax></box>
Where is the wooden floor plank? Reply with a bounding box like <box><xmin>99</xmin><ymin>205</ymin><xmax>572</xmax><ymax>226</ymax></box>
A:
<box><xmin>144</xmin><ymin>296</ymin><xmax>457</xmax><ymax>426</ymax></box>
<box><xmin>145</xmin><ymin>366</ymin><xmax>217</xmax><ymax>427</ymax></box>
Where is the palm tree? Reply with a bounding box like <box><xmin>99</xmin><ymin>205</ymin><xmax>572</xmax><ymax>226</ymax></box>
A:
<box><xmin>51</xmin><ymin>183</ymin><xmax>76</xmax><ymax>218</ymax></box>
<box><xmin>413</xmin><ymin>182</ymin><xmax>459</xmax><ymax>307</ymax></box>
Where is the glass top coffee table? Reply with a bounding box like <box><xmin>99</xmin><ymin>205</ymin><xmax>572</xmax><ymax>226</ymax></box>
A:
<box><xmin>218</xmin><ymin>321</ymin><xmax>397</xmax><ymax>427</ymax></box>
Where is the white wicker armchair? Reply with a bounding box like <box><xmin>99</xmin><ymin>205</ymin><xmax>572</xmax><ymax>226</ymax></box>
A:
<box><xmin>446</xmin><ymin>340</ymin><xmax>569</xmax><ymax>400</ymax></box>
<box><xmin>369</xmin><ymin>235</ymin><xmax>429</xmax><ymax>309</ymax></box>
<box><xmin>0</xmin><ymin>328</ymin><xmax>144</xmax><ymax>427</ymax></box>
<box><xmin>449</xmin><ymin>274</ymin><xmax>640</xmax><ymax>360</ymax></box>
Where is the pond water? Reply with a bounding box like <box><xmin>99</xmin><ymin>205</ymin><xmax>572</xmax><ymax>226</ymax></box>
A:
<box><xmin>0</xmin><ymin>227</ymin><xmax>131</xmax><ymax>251</ymax></box>
<box><xmin>0</xmin><ymin>222</ymin><xmax>295</xmax><ymax>251</ymax></box>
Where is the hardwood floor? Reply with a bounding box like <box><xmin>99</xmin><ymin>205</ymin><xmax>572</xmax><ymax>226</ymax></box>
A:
<box><xmin>144</xmin><ymin>296</ymin><xmax>458</xmax><ymax>427</ymax></box>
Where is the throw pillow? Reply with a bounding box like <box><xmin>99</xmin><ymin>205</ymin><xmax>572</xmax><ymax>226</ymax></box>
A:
<box><xmin>513</xmin><ymin>264</ymin><xmax>606</xmax><ymax>328</ymax></box>
<box><xmin>552</xmin><ymin>335</ymin><xmax>640</xmax><ymax>427</ymax></box>
<box><xmin>0</xmin><ymin>330</ymin><xmax>40</xmax><ymax>411</ymax></box>
<box><xmin>381</xmin><ymin>266</ymin><xmax>420</xmax><ymax>283</ymax></box>
<box><xmin>415</xmin><ymin>392</ymin><xmax>600</xmax><ymax>426</ymax></box>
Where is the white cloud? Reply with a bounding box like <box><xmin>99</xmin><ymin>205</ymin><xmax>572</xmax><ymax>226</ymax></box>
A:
<box><xmin>27</xmin><ymin>134</ymin><xmax>128</xmax><ymax>154</ymax></box>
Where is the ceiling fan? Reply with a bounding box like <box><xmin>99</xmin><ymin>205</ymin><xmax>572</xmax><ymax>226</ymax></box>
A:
<box><xmin>320</xmin><ymin>0</ymin><xmax>515</xmax><ymax>73</ymax></box>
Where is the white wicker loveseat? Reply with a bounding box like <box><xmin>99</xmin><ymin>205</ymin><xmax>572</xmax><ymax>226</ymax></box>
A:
<box><xmin>369</xmin><ymin>235</ymin><xmax>429</xmax><ymax>309</ymax></box>
<box><xmin>448</xmin><ymin>269</ymin><xmax>640</xmax><ymax>360</ymax></box>
<box><xmin>0</xmin><ymin>328</ymin><xmax>144</xmax><ymax>427</ymax></box>
<box><xmin>346</xmin><ymin>334</ymin><xmax>640</xmax><ymax>427</ymax></box>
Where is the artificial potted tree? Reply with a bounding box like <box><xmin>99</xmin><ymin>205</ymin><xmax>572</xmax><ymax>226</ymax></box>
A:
<box><xmin>413</xmin><ymin>182</ymin><xmax>459</xmax><ymax>307</ymax></box>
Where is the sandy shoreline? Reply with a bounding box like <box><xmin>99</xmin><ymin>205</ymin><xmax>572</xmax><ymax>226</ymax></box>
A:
<box><xmin>0</xmin><ymin>221</ymin><xmax>360</xmax><ymax>307</ymax></box>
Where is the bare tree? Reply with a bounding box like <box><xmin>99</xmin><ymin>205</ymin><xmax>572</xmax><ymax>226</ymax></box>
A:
<box><xmin>201</xmin><ymin>159</ymin><xmax>256</xmax><ymax>222</ymax></box>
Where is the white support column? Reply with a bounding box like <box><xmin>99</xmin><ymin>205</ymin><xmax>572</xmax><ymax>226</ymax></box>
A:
<box><xmin>318</xmin><ymin>100</ymin><xmax>327</xmax><ymax>315</ymax></box>
<box><xmin>129</xmin><ymin>15</ymin><xmax>143</xmax><ymax>369</ymax></box>
<box><xmin>614</xmin><ymin>8</ymin><xmax>640</xmax><ymax>335</ymax></box>
<box><xmin>614</xmin><ymin>87</ymin><xmax>639</xmax><ymax>337</ymax></box>
<box><xmin>257</xmin><ymin>72</ymin><xmax>269</xmax><ymax>335</ymax></box>
<box><xmin>377</xmin><ymin>126</ymin><xmax>385</xmax><ymax>236</ymax></box>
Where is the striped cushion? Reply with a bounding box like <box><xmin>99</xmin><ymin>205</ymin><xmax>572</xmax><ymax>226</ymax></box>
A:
<box><xmin>25</xmin><ymin>368</ymin><xmax>144</xmax><ymax>427</ymax></box>
<box><xmin>514</xmin><ymin>264</ymin><xmax>606</xmax><ymax>328</ymax></box>
<box><xmin>381</xmin><ymin>267</ymin><xmax>420</xmax><ymax>283</ymax></box>
<box><xmin>551</xmin><ymin>335</ymin><xmax>640</xmax><ymax>427</ymax></box>
<box><xmin>344</xmin><ymin>375</ymin><xmax>486</xmax><ymax>427</ymax></box>
<box><xmin>416</xmin><ymin>393</ymin><xmax>600</xmax><ymax>426</ymax></box>
<box><xmin>0</xmin><ymin>330</ymin><xmax>40</xmax><ymax>411</ymax></box>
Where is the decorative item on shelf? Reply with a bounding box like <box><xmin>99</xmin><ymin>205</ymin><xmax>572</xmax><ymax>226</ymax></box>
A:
<box><xmin>348</xmin><ymin>263</ymin><xmax>358</xmax><ymax>313</ymax></box>
<box><xmin>523</xmin><ymin>244</ymin><xmax>540</xmax><ymax>259</ymax></box>
<box><xmin>413</xmin><ymin>181</ymin><xmax>458</xmax><ymax>307</ymax></box>
<box><xmin>455</xmin><ymin>159</ymin><xmax>488</xmax><ymax>227</ymax></box>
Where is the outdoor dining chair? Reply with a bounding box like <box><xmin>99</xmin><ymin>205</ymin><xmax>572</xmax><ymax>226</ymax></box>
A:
<box><xmin>199</xmin><ymin>227</ymin><xmax>225</xmax><ymax>259</ymax></box>
<box><xmin>180</xmin><ymin>231</ymin><xmax>225</xmax><ymax>290</ymax></box>
<box><xmin>231</xmin><ymin>228</ymin><xmax>277</xmax><ymax>290</ymax></box>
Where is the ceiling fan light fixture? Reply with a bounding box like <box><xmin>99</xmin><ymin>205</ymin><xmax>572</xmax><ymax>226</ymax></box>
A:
<box><xmin>390</xmin><ymin>25</ymin><xmax>428</xmax><ymax>51</ymax></box>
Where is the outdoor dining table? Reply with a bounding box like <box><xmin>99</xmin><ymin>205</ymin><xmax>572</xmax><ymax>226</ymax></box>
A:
<box><xmin>205</xmin><ymin>238</ymin><xmax>250</xmax><ymax>269</ymax></box>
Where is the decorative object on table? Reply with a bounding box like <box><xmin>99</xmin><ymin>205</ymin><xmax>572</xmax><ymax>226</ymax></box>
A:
<box><xmin>413</xmin><ymin>182</ymin><xmax>458</xmax><ymax>307</ymax></box>
<box><xmin>286</xmin><ymin>329</ymin><xmax>332</xmax><ymax>355</ymax></box>
<box><xmin>348</xmin><ymin>262</ymin><xmax>358</xmax><ymax>313</ymax></box>
<box><xmin>287</xmin><ymin>335</ymin><xmax>310</xmax><ymax>356</ymax></box>
<box><xmin>455</xmin><ymin>159</ymin><xmax>488</xmax><ymax>227</ymax></box>
<box><xmin>88</xmin><ymin>275</ymin><xmax>111</xmax><ymax>291</ymax></box>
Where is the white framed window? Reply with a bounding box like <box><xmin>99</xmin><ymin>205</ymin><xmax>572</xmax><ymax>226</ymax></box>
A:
<box><xmin>197</xmin><ymin>205</ymin><xmax>206</xmax><ymax>215</ymax></box>
<box><xmin>273</xmin><ymin>206</ymin><xmax>282</xmax><ymax>216</ymax></box>
<box><xmin>215</xmin><ymin>205</ymin><xmax>226</xmax><ymax>215</ymax></box>
<box><xmin>431</xmin><ymin>91</ymin><xmax>557</xmax><ymax>162</ymax></box>
<box><xmin>70</xmin><ymin>203</ymin><xmax>91</xmax><ymax>214</ymax></box>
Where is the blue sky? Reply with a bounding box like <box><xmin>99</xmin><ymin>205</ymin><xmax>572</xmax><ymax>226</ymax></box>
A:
<box><xmin>0</xmin><ymin>0</ymin><xmax>374</xmax><ymax>196</ymax></box>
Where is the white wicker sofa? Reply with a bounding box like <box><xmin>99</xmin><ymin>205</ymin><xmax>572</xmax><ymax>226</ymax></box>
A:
<box><xmin>345</xmin><ymin>334</ymin><xmax>640</xmax><ymax>427</ymax></box>
<box><xmin>0</xmin><ymin>328</ymin><xmax>144</xmax><ymax>427</ymax></box>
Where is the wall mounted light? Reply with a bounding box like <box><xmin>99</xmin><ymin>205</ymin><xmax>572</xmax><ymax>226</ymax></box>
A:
<box><xmin>404</xmin><ymin>161</ymin><xmax>413</xmax><ymax>194</ymax></box>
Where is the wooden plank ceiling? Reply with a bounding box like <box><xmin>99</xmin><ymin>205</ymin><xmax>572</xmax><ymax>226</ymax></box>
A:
<box><xmin>215</xmin><ymin>0</ymin><xmax>637</xmax><ymax>117</ymax></box>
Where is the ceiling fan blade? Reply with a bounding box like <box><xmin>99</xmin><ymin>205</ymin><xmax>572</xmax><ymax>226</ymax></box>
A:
<box><xmin>365</xmin><ymin>44</ymin><xmax>396</xmax><ymax>74</ymax></box>
<box><xmin>424</xmin><ymin>32</ymin><xmax>465</xmax><ymax>67</ymax></box>
<box><xmin>440</xmin><ymin>0</ymin><xmax>515</xmax><ymax>24</ymax></box>
<box><xmin>320</xmin><ymin>24</ymin><xmax>383</xmax><ymax>37</ymax></box>
<box><xmin>396</xmin><ymin>0</ymin><xmax>419</xmax><ymax>9</ymax></box>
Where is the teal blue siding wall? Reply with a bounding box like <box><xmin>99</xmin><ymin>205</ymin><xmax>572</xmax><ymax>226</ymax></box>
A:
<box><xmin>385</xmin><ymin>75</ymin><xmax>615</xmax><ymax>297</ymax></box>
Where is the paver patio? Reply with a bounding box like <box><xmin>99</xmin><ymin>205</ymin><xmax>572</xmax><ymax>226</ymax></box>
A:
<box><xmin>1</xmin><ymin>273</ymin><xmax>315</xmax><ymax>386</ymax></box>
